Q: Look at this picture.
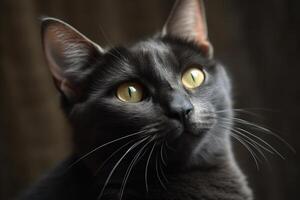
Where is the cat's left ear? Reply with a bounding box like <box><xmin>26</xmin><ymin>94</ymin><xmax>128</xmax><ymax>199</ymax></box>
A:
<box><xmin>162</xmin><ymin>0</ymin><xmax>213</xmax><ymax>59</ymax></box>
<box><xmin>41</xmin><ymin>17</ymin><xmax>104</xmax><ymax>101</ymax></box>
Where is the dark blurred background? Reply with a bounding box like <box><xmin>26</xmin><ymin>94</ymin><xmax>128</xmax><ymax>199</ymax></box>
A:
<box><xmin>0</xmin><ymin>0</ymin><xmax>299</xmax><ymax>199</ymax></box>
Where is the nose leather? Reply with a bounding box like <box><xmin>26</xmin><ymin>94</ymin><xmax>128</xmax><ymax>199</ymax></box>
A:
<box><xmin>162</xmin><ymin>91</ymin><xmax>194</xmax><ymax>121</ymax></box>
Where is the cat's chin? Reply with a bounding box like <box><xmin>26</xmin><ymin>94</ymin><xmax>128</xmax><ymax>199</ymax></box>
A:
<box><xmin>164</xmin><ymin>127</ymin><xmax>211</xmax><ymax>168</ymax></box>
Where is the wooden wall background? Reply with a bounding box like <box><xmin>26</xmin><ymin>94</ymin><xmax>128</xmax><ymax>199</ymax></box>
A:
<box><xmin>0</xmin><ymin>0</ymin><xmax>299</xmax><ymax>199</ymax></box>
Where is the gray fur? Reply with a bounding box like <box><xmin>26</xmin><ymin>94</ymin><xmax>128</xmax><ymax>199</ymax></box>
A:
<box><xmin>20</xmin><ymin>1</ymin><xmax>253</xmax><ymax>200</ymax></box>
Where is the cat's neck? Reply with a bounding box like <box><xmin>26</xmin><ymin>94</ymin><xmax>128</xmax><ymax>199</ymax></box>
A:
<box><xmin>147</xmin><ymin>160</ymin><xmax>252</xmax><ymax>200</ymax></box>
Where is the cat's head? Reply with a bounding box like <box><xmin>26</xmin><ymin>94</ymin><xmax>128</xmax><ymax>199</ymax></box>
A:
<box><xmin>41</xmin><ymin>0</ymin><xmax>233</xmax><ymax>171</ymax></box>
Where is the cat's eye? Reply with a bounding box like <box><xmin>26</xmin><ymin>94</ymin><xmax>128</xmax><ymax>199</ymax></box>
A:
<box><xmin>181</xmin><ymin>67</ymin><xmax>205</xmax><ymax>89</ymax></box>
<box><xmin>116</xmin><ymin>82</ymin><xmax>143</xmax><ymax>103</ymax></box>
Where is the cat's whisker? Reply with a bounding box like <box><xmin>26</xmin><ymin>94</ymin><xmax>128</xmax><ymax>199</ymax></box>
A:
<box><xmin>220</xmin><ymin>123</ymin><xmax>272</xmax><ymax>167</ymax></box>
<box><xmin>159</xmin><ymin>142</ymin><xmax>169</xmax><ymax>184</ymax></box>
<box><xmin>164</xmin><ymin>125</ymin><xmax>184</xmax><ymax>151</ymax></box>
<box><xmin>232</xmin><ymin>129</ymin><xmax>271</xmax><ymax>166</ymax></box>
<box><xmin>218</xmin><ymin>122</ymin><xmax>261</xmax><ymax>169</ymax></box>
<box><xmin>165</xmin><ymin>140</ymin><xmax>176</xmax><ymax>152</ymax></box>
<box><xmin>94</xmin><ymin>137</ymin><xmax>142</xmax><ymax>176</ymax></box>
<box><xmin>163</xmin><ymin>140</ymin><xmax>169</xmax><ymax>161</ymax></box>
<box><xmin>230</xmin><ymin>132</ymin><xmax>260</xmax><ymax>170</ymax></box>
<box><xmin>160</xmin><ymin>141</ymin><xmax>167</xmax><ymax>166</ymax></box>
<box><xmin>221</xmin><ymin>124</ymin><xmax>271</xmax><ymax>163</ymax></box>
<box><xmin>68</xmin><ymin>123</ymin><xmax>160</xmax><ymax>170</ymax></box>
<box><xmin>235</xmin><ymin>127</ymin><xmax>285</xmax><ymax>159</ymax></box>
<box><xmin>159</xmin><ymin>159</ymin><xmax>169</xmax><ymax>184</ymax></box>
<box><xmin>232</xmin><ymin>117</ymin><xmax>271</xmax><ymax>132</ymax></box>
<box><xmin>231</xmin><ymin>117</ymin><xmax>295</xmax><ymax>153</ymax></box>
<box><xmin>155</xmin><ymin>149</ymin><xmax>167</xmax><ymax>191</ymax></box>
<box><xmin>221</xmin><ymin>120</ymin><xmax>279</xmax><ymax>156</ymax></box>
<box><xmin>98</xmin><ymin>136</ymin><xmax>150</xmax><ymax>200</ymax></box>
<box><xmin>233</xmin><ymin>128</ymin><xmax>275</xmax><ymax>155</ymax></box>
<box><xmin>237</xmin><ymin>133</ymin><xmax>269</xmax><ymax>165</ymax></box>
<box><xmin>215</xmin><ymin>107</ymin><xmax>276</xmax><ymax>114</ymax></box>
<box><xmin>220</xmin><ymin>117</ymin><xmax>292</xmax><ymax>158</ymax></box>
<box><xmin>145</xmin><ymin>141</ymin><xmax>157</xmax><ymax>193</ymax></box>
<box><xmin>220</xmin><ymin>121</ymin><xmax>280</xmax><ymax>165</ymax></box>
<box><xmin>119</xmin><ymin>137</ymin><xmax>154</xmax><ymax>200</ymax></box>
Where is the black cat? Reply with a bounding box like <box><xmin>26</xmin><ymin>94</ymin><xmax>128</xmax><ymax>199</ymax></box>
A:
<box><xmin>21</xmin><ymin>0</ymin><xmax>253</xmax><ymax>199</ymax></box>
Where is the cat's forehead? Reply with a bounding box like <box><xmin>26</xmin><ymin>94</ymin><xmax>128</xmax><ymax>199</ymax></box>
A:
<box><xmin>130</xmin><ymin>40</ymin><xmax>171</xmax><ymax>54</ymax></box>
<box><xmin>128</xmin><ymin>39</ymin><xmax>179</xmax><ymax>85</ymax></box>
<box><xmin>98</xmin><ymin>38</ymin><xmax>208</xmax><ymax>90</ymax></box>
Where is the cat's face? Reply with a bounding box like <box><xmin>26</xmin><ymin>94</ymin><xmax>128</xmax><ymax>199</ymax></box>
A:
<box><xmin>41</xmin><ymin>0</ymin><xmax>233</xmax><ymax>171</ymax></box>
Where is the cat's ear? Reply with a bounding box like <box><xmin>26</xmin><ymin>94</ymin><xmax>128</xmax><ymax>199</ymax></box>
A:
<box><xmin>162</xmin><ymin>0</ymin><xmax>213</xmax><ymax>58</ymax></box>
<box><xmin>41</xmin><ymin>17</ymin><xmax>104</xmax><ymax>101</ymax></box>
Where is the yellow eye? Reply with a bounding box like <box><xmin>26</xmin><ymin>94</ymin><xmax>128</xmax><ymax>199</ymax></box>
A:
<box><xmin>182</xmin><ymin>67</ymin><xmax>205</xmax><ymax>89</ymax></box>
<box><xmin>116</xmin><ymin>82</ymin><xmax>143</xmax><ymax>103</ymax></box>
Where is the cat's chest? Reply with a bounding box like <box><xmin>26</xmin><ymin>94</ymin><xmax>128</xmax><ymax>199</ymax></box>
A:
<box><xmin>48</xmin><ymin>160</ymin><xmax>252</xmax><ymax>200</ymax></box>
<box><xmin>134</xmin><ymin>168</ymin><xmax>253</xmax><ymax>200</ymax></box>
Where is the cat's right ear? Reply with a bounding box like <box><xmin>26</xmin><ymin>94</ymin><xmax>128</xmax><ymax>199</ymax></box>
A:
<box><xmin>41</xmin><ymin>17</ymin><xmax>104</xmax><ymax>101</ymax></box>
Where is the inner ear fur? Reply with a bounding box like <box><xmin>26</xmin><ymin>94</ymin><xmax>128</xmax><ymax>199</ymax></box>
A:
<box><xmin>41</xmin><ymin>17</ymin><xmax>104</xmax><ymax>100</ymax></box>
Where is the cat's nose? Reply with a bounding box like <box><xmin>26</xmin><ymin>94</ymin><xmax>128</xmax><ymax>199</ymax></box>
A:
<box><xmin>164</xmin><ymin>92</ymin><xmax>194</xmax><ymax>121</ymax></box>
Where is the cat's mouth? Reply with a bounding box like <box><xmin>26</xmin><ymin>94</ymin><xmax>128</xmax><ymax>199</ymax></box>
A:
<box><xmin>164</xmin><ymin>117</ymin><xmax>215</xmax><ymax>140</ymax></box>
<box><xmin>159</xmin><ymin>117</ymin><xmax>216</xmax><ymax>167</ymax></box>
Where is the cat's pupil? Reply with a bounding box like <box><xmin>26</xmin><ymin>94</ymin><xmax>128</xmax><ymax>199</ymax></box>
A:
<box><xmin>128</xmin><ymin>86</ymin><xmax>135</xmax><ymax>98</ymax></box>
<box><xmin>191</xmin><ymin>72</ymin><xmax>196</xmax><ymax>82</ymax></box>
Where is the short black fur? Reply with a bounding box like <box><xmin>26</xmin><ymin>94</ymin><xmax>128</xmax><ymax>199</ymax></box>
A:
<box><xmin>21</xmin><ymin>1</ymin><xmax>253</xmax><ymax>199</ymax></box>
